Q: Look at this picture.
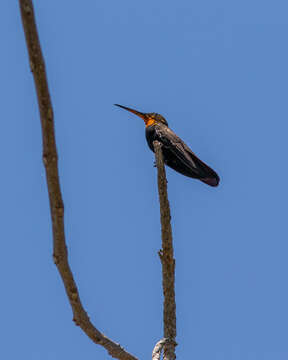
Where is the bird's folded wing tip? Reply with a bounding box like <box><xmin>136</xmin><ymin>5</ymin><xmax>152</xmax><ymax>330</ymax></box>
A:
<box><xmin>201</xmin><ymin>177</ymin><xmax>220</xmax><ymax>187</ymax></box>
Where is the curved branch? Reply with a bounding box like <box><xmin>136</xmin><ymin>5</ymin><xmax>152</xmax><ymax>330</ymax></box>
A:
<box><xmin>153</xmin><ymin>141</ymin><xmax>177</xmax><ymax>360</ymax></box>
<box><xmin>152</xmin><ymin>338</ymin><xmax>168</xmax><ymax>360</ymax></box>
<box><xmin>19</xmin><ymin>1</ymin><xmax>138</xmax><ymax>359</ymax></box>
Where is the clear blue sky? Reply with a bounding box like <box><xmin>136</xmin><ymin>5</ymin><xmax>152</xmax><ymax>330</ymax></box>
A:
<box><xmin>1</xmin><ymin>1</ymin><xmax>288</xmax><ymax>359</ymax></box>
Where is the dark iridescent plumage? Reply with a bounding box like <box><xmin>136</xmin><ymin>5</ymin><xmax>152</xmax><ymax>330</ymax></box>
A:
<box><xmin>115</xmin><ymin>104</ymin><xmax>220</xmax><ymax>187</ymax></box>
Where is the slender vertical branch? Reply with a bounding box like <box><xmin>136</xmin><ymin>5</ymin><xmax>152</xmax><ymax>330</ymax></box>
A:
<box><xmin>19</xmin><ymin>1</ymin><xmax>137</xmax><ymax>359</ymax></box>
<box><xmin>153</xmin><ymin>141</ymin><xmax>177</xmax><ymax>360</ymax></box>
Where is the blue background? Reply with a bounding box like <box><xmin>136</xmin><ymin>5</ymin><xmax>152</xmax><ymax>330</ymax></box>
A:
<box><xmin>1</xmin><ymin>1</ymin><xmax>288</xmax><ymax>359</ymax></box>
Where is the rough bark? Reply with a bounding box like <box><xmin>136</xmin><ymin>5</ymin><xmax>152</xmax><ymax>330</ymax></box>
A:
<box><xmin>19</xmin><ymin>1</ymin><xmax>138</xmax><ymax>359</ymax></box>
<box><xmin>153</xmin><ymin>141</ymin><xmax>177</xmax><ymax>360</ymax></box>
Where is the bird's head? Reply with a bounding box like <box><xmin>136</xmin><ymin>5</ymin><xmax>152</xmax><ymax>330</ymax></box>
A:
<box><xmin>115</xmin><ymin>104</ymin><xmax>168</xmax><ymax>127</ymax></box>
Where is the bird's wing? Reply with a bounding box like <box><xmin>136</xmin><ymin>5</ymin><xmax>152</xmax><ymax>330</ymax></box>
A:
<box><xmin>155</xmin><ymin>127</ymin><xmax>199</xmax><ymax>171</ymax></box>
<box><xmin>155</xmin><ymin>126</ymin><xmax>219</xmax><ymax>184</ymax></box>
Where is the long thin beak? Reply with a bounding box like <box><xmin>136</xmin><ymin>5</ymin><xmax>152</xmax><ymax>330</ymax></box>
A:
<box><xmin>114</xmin><ymin>104</ymin><xmax>147</xmax><ymax>121</ymax></box>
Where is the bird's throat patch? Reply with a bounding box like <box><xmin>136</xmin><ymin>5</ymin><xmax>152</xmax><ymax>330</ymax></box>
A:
<box><xmin>145</xmin><ymin>118</ymin><xmax>156</xmax><ymax>127</ymax></box>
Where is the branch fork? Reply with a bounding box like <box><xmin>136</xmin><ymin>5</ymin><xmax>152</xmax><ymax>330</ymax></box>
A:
<box><xmin>19</xmin><ymin>2</ymin><xmax>177</xmax><ymax>359</ymax></box>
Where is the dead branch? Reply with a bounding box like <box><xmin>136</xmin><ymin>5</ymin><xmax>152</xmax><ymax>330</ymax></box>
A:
<box><xmin>153</xmin><ymin>141</ymin><xmax>177</xmax><ymax>360</ymax></box>
<box><xmin>19</xmin><ymin>1</ymin><xmax>138</xmax><ymax>359</ymax></box>
<box><xmin>152</xmin><ymin>338</ymin><xmax>169</xmax><ymax>360</ymax></box>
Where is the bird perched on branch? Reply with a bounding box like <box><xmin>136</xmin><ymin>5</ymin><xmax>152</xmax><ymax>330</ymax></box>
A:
<box><xmin>115</xmin><ymin>104</ymin><xmax>220</xmax><ymax>187</ymax></box>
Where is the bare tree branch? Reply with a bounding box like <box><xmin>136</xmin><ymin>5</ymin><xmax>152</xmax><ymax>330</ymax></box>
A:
<box><xmin>152</xmin><ymin>338</ymin><xmax>168</xmax><ymax>360</ymax></box>
<box><xmin>19</xmin><ymin>1</ymin><xmax>138</xmax><ymax>359</ymax></box>
<box><xmin>153</xmin><ymin>141</ymin><xmax>177</xmax><ymax>360</ymax></box>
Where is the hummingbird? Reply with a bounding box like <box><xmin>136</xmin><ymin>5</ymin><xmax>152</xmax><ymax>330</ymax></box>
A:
<box><xmin>115</xmin><ymin>104</ymin><xmax>219</xmax><ymax>187</ymax></box>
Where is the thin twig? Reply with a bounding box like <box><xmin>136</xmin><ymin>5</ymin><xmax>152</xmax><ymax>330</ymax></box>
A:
<box><xmin>19</xmin><ymin>1</ymin><xmax>138</xmax><ymax>359</ymax></box>
<box><xmin>153</xmin><ymin>141</ymin><xmax>177</xmax><ymax>360</ymax></box>
<box><xmin>152</xmin><ymin>338</ymin><xmax>168</xmax><ymax>360</ymax></box>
